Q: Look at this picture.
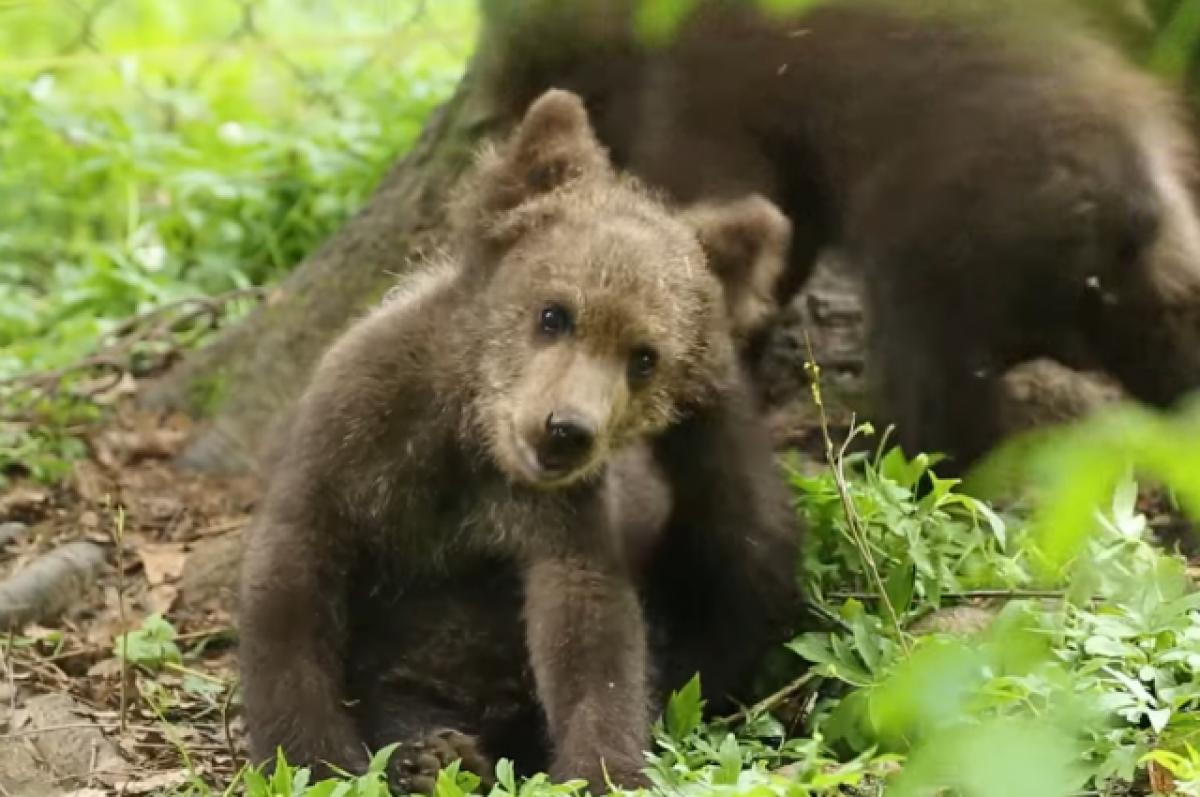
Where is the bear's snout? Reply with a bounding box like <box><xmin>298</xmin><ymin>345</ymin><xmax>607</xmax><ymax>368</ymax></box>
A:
<box><xmin>536</xmin><ymin>410</ymin><xmax>597</xmax><ymax>474</ymax></box>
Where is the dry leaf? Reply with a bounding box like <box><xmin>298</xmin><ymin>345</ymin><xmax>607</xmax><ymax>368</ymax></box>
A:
<box><xmin>1148</xmin><ymin>760</ymin><xmax>1176</xmax><ymax>794</ymax></box>
<box><xmin>86</xmin><ymin>658</ymin><xmax>124</xmax><ymax>679</ymax></box>
<box><xmin>114</xmin><ymin>769</ymin><xmax>191</xmax><ymax>794</ymax></box>
<box><xmin>144</xmin><ymin>583</ymin><xmax>179</xmax><ymax>615</ymax></box>
<box><xmin>137</xmin><ymin>543</ymin><xmax>187</xmax><ymax>585</ymax></box>
<box><xmin>0</xmin><ymin>487</ymin><xmax>51</xmax><ymax>522</ymax></box>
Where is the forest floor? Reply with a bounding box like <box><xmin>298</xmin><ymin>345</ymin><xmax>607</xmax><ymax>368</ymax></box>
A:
<box><xmin>1</xmin><ymin>262</ymin><xmax>1196</xmax><ymax>797</ymax></box>
<box><xmin>0</xmin><ymin>369</ymin><xmax>853</xmax><ymax>796</ymax></box>
<box><xmin>0</xmin><ymin>391</ymin><xmax>257</xmax><ymax>796</ymax></box>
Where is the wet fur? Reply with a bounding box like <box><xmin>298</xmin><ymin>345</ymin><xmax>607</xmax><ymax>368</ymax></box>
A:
<box><xmin>237</xmin><ymin>89</ymin><xmax>799</xmax><ymax>793</ymax></box>
<box><xmin>486</xmin><ymin>0</ymin><xmax>1200</xmax><ymax>474</ymax></box>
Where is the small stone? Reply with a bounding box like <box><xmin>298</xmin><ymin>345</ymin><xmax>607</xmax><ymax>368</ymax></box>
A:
<box><xmin>0</xmin><ymin>523</ymin><xmax>28</xmax><ymax>547</ymax></box>
<box><xmin>177</xmin><ymin>532</ymin><xmax>243</xmax><ymax>615</ymax></box>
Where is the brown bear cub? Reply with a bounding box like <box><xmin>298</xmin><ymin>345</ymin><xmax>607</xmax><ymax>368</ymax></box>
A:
<box><xmin>487</xmin><ymin>0</ymin><xmax>1200</xmax><ymax>475</ymax></box>
<box><xmin>237</xmin><ymin>89</ymin><xmax>800</xmax><ymax>794</ymax></box>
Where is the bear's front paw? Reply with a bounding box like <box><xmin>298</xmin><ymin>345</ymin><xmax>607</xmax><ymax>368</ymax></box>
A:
<box><xmin>389</xmin><ymin>729</ymin><xmax>494</xmax><ymax>795</ymax></box>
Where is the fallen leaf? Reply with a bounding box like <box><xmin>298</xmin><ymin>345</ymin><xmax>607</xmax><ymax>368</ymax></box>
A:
<box><xmin>137</xmin><ymin>543</ymin><xmax>187</xmax><ymax>585</ymax></box>
<box><xmin>0</xmin><ymin>487</ymin><xmax>50</xmax><ymax>522</ymax></box>
<box><xmin>71</xmin><ymin>460</ymin><xmax>110</xmax><ymax>505</ymax></box>
<box><xmin>87</xmin><ymin>657</ymin><xmax>124</xmax><ymax>679</ymax></box>
<box><xmin>144</xmin><ymin>583</ymin><xmax>179</xmax><ymax>615</ymax></box>
<box><xmin>114</xmin><ymin>768</ymin><xmax>192</xmax><ymax>793</ymax></box>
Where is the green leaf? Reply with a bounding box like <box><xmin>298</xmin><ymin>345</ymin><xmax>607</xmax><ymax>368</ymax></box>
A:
<box><xmin>496</xmin><ymin>758</ymin><xmax>517</xmax><ymax>794</ymax></box>
<box><xmin>113</xmin><ymin>612</ymin><xmax>181</xmax><ymax>668</ymax></box>
<box><xmin>884</xmin><ymin>561</ymin><xmax>916</xmax><ymax>620</ymax></box>
<box><xmin>271</xmin><ymin>748</ymin><xmax>294</xmax><ymax>797</ymax></box>
<box><xmin>785</xmin><ymin>634</ymin><xmax>835</xmax><ymax>666</ymax></box>
<box><xmin>367</xmin><ymin>742</ymin><xmax>400</xmax><ymax>775</ymax></box>
<box><xmin>665</xmin><ymin>674</ymin><xmax>704</xmax><ymax>740</ymax></box>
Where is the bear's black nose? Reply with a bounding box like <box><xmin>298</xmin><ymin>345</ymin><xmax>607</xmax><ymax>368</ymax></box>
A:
<box><xmin>538</xmin><ymin>411</ymin><xmax>596</xmax><ymax>473</ymax></box>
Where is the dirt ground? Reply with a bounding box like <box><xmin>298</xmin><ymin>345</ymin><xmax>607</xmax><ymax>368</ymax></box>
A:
<box><xmin>0</xmin><ymin>257</ymin><xmax>1187</xmax><ymax>796</ymax></box>
<box><xmin>0</xmin><ymin>397</ymin><xmax>257</xmax><ymax>795</ymax></box>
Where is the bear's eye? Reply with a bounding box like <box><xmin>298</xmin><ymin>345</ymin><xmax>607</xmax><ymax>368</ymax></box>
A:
<box><xmin>538</xmin><ymin>303</ymin><xmax>572</xmax><ymax>338</ymax></box>
<box><xmin>628</xmin><ymin>347</ymin><xmax>658</xmax><ymax>384</ymax></box>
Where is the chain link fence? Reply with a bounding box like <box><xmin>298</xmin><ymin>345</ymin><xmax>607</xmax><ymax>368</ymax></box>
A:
<box><xmin>0</xmin><ymin>0</ymin><xmax>474</xmax><ymax>118</ymax></box>
<box><xmin>0</xmin><ymin>0</ymin><xmax>476</xmax><ymax>378</ymax></box>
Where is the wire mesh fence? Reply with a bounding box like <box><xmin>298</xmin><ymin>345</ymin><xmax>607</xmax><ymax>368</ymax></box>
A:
<box><xmin>0</xmin><ymin>0</ymin><xmax>475</xmax><ymax>377</ymax></box>
<box><xmin>0</xmin><ymin>0</ymin><xmax>475</xmax><ymax>124</ymax></box>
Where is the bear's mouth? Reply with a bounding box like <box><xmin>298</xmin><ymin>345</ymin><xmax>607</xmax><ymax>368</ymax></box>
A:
<box><xmin>508</xmin><ymin>422</ymin><xmax>585</xmax><ymax>488</ymax></box>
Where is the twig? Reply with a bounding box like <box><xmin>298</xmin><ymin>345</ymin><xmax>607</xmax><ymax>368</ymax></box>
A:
<box><xmin>801</xmin><ymin>330</ymin><xmax>910</xmax><ymax>653</ymax></box>
<box><xmin>221</xmin><ymin>675</ymin><xmax>241</xmax><ymax>769</ymax></box>
<box><xmin>162</xmin><ymin>661</ymin><xmax>226</xmax><ymax>685</ymax></box>
<box><xmin>3</xmin><ymin>721</ymin><xmax>169</xmax><ymax>740</ymax></box>
<box><xmin>828</xmin><ymin>589</ymin><xmax>1075</xmax><ymax>602</ymax></box>
<box><xmin>0</xmin><ymin>287</ymin><xmax>267</xmax><ymax>422</ymax></box>
<box><xmin>721</xmin><ymin>671</ymin><xmax>819</xmax><ymax>726</ymax></box>
<box><xmin>109</xmin><ymin>500</ymin><xmax>129</xmax><ymax>735</ymax></box>
<box><xmin>24</xmin><ymin>624</ymin><xmax>235</xmax><ymax>663</ymax></box>
<box><xmin>87</xmin><ymin>743</ymin><xmax>98</xmax><ymax>790</ymax></box>
<box><xmin>2</xmin><ymin>627</ymin><xmax>15</xmax><ymax>714</ymax></box>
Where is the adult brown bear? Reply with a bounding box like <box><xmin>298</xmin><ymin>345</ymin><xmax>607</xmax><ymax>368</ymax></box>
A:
<box><xmin>486</xmin><ymin>0</ymin><xmax>1200</xmax><ymax>475</ymax></box>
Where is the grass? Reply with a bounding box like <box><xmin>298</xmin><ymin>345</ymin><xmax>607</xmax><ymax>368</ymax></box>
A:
<box><xmin>0</xmin><ymin>0</ymin><xmax>475</xmax><ymax>483</ymax></box>
<box><xmin>0</xmin><ymin>0</ymin><xmax>475</xmax><ymax>378</ymax></box>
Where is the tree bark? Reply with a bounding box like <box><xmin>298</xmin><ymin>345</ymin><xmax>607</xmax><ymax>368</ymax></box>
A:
<box><xmin>142</xmin><ymin>53</ymin><xmax>500</xmax><ymax>475</ymax></box>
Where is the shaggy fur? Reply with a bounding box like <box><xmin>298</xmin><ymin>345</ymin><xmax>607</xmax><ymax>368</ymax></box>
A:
<box><xmin>237</xmin><ymin>89</ymin><xmax>800</xmax><ymax>794</ymax></box>
<box><xmin>485</xmin><ymin>0</ymin><xmax>1200</xmax><ymax>474</ymax></box>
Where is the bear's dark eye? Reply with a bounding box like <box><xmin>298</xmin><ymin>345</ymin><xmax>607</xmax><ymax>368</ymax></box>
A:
<box><xmin>628</xmin><ymin>347</ymin><xmax>658</xmax><ymax>384</ymax></box>
<box><xmin>539</xmin><ymin>303</ymin><xmax>572</xmax><ymax>338</ymax></box>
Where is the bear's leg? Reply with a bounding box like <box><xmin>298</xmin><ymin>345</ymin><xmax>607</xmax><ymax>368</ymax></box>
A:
<box><xmin>645</xmin><ymin>380</ymin><xmax>801</xmax><ymax>710</ymax></box>
<box><xmin>863</xmin><ymin>272</ymin><xmax>1005</xmax><ymax>479</ymax></box>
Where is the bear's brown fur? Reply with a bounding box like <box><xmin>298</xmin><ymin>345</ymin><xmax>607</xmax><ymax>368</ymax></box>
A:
<box><xmin>485</xmin><ymin>0</ymin><xmax>1200</xmax><ymax>475</ymax></box>
<box><xmin>236</xmin><ymin>89</ymin><xmax>800</xmax><ymax>794</ymax></box>
<box><xmin>611</xmin><ymin>193</ymin><xmax>793</xmax><ymax>576</ymax></box>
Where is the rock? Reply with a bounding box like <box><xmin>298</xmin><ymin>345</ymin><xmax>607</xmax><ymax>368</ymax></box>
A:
<box><xmin>0</xmin><ymin>522</ymin><xmax>29</xmax><ymax>547</ymax></box>
<box><xmin>0</xmin><ymin>542</ymin><xmax>107</xmax><ymax>630</ymax></box>
<box><xmin>177</xmin><ymin>531</ymin><xmax>243</xmax><ymax>615</ymax></box>
<box><xmin>0</xmin><ymin>488</ymin><xmax>50</xmax><ymax>525</ymax></box>
<box><xmin>3</xmin><ymin>693</ymin><xmax>128</xmax><ymax>792</ymax></box>
<box><xmin>909</xmin><ymin>605</ymin><xmax>999</xmax><ymax>636</ymax></box>
<box><xmin>0</xmin><ymin>735</ymin><xmax>62</xmax><ymax>797</ymax></box>
<box><xmin>998</xmin><ymin>359</ymin><xmax>1125</xmax><ymax>435</ymax></box>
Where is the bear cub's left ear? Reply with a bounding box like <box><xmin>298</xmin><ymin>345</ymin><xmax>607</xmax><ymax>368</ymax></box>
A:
<box><xmin>681</xmin><ymin>195</ymin><xmax>793</xmax><ymax>343</ymax></box>
<box><xmin>455</xmin><ymin>88</ymin><xmax>614</xmax><ymax>234</ymax></box>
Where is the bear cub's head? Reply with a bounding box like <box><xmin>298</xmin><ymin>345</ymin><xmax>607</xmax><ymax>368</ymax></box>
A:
<box><xmin>452</xmin><ymin>89</ymin><xmax>790</xmax><ymax>489</ymax></box>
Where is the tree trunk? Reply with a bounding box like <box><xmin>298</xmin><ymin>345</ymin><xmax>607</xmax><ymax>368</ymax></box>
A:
<box><xmin>142</xmin><ymin>53</ymin><xmax>501</xmax><ymax>475</ymax></box>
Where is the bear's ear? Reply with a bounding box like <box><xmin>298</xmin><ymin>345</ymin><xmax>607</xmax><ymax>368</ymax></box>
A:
<box><xmin>681</xmin><ymin>195</ymin><xmax>792</xmax><ymax>342</ymax></box>
<box><xmin>457</xmin><ymin>88</ymin><xmax>612</xmax><ymax>230</ymax></box>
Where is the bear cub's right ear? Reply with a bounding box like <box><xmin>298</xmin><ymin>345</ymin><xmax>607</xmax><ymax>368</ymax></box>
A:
<box><xmin>681</xmin><ymin>195</ymin><xmax>793</xmax><ymax>343</ymax></box>
<box><xmin>455</xmin><ymin>88</ymin><xmax>614</xmax><ymax>235</ymax></box>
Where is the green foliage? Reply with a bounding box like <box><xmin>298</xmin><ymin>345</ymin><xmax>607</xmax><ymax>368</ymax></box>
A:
<box><xmin>0</xmin><ymin>0</ymin><xmax>474</xmax><ymax>483</ymax></box>
<box><xmin>0</xmin><ymin>2</ymin><xmax>472</xmax><ymax>377</ymax></box>
<box><xmin>791</xmin><ymin>441</ymin><xmax>1020</xmax><ymax>614</ymax></box>
<box><xmin>114</xmin><ymin>612</ymin><xmax>183</xmax><ymax>669</ymax></box>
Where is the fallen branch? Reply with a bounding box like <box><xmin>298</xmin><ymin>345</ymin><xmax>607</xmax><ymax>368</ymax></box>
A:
<box><xmin>0</xmin><ymin>287</ymin><xmax>267</xmax><ymax>423</ymax></box>
<box><xmin>720</xmin><ymin>672</ymin><xmax>819</xmax><ymax>726</ymax></box>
